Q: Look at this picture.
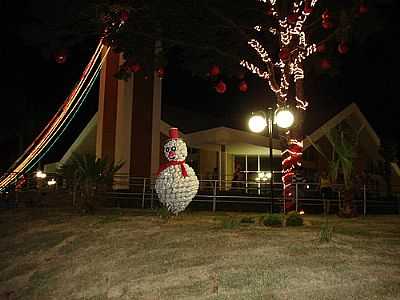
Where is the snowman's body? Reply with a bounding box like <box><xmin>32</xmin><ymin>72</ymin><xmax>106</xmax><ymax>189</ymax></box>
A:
<box><xmin>155</xmin><ymin>130</ymin><xmax>199</xmax><ymax>214</ymax></box>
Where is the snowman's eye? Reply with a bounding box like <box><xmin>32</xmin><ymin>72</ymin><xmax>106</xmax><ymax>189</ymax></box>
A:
<box><xmin>171</xmin><ymin>146</ymin><xmax>176</xmax><ymax>151</ymax></box>
<box><xmin>165</xmin><ymin>147</ymin><xmax>170</xmax><ymax>152</ymax></box>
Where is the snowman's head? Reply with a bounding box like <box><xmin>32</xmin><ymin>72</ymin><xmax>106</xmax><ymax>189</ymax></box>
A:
<box><xmin>164</xmin><ymin>138</ymin><xmax>187</xmax><ymax>161</ymax></box>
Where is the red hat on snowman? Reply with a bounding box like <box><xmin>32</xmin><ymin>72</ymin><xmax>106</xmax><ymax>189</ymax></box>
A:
<box><xmin>157</xmin><ymin>127</ymin><xmax>188</xmax><ymax>177</ymax></box>
<box><xmin>169</xmin><ymin>127</ymin><xmax>179</xmax><ymax>139</ymax></box>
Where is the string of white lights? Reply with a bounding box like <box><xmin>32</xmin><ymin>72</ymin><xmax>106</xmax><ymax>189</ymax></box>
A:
<box><xmin>0</xmin><ymin>42</ymin><xmax>109</xmax><ymax>191</ymax></box>
<box><xmin>240</xmin><ymin>60</ymin><xmax>270</xmax><ymax>79</ymax></box>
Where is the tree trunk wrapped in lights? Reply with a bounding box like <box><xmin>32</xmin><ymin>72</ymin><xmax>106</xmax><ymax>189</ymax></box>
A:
<box><xmin>240</xmin><ymin>0</ymin><xmax>319</xmax><ymax>210</ymax></box>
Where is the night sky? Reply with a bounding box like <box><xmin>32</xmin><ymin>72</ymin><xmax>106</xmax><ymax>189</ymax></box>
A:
<box><xmin>1</xmin><ymin>1</ymin><xmax>399</xmax><ymax>171</ymax></box>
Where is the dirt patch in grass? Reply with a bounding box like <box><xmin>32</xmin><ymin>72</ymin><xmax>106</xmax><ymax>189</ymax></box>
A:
<box><xmin>0</xmin><ymin>210</ymin><xmax>399</xmax><ymax>299</ymax></box>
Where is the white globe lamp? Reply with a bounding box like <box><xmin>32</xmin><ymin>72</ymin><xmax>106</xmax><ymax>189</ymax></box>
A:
<box><xmin>275</xmin><ymin>109</ymin><xmax>294</xmax><ymax>129</ymax></box>
<box><xmin>248</xmin><ymin>114</ymin><xmax>267</xmax><ymax>133</ymax></box>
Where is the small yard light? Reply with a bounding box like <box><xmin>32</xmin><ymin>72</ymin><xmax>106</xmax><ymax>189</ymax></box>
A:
<box><xmin>36</xmin><ymin>170</ymin><xmax>47</xmax><ymax>179</ymax></box>
<box><xmin>275</xmin><ymin>108</ymin><xmax>294</xmax><ymax>129</ymax></box>
<box><xmin>256</xmin><ymin>171</ymin><xmax>272</xmax><ymax>182</ymax></box>
<box><xmin>248</xmin><ymin>113</ymin><xmax>267</xmax><ymax>133</ymax></box>
<box><xmin>299</xmin><ymin>209</ymin><xmax>305</xmax><ymax>215</ymax></box>
<box><xmin>47</xmin><ymin>178</ymin><xmax>56</xmax><ymax>186</ymax></box>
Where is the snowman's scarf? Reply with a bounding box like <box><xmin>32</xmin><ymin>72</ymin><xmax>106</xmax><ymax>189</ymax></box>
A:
<box><xmin>157</xmin><ymin>160</ymin><xmax>188</xmax><ymax>177</ymax></box>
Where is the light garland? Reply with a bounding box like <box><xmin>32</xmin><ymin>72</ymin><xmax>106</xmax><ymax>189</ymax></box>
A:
<box><xmin>240</xmin><ymin>60</ymin><xmax>270</xmax><ymax>79</ymax></box>
<box><xmin>0</xmin><ymin>42</ymin><xmax>110</xmax><ymax>191</ymax></box>
<box><xmin>0</xmin><ymin>19</ymin><xmax>125</xmax><ymax>191</ymax></box>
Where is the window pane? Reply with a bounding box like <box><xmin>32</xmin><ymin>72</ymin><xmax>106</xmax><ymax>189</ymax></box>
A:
<box><xmin>234</xmin><ymin>156</ymin><xmax>245</xmax><ymax>171</ymax></box>
<box><xmin>247</xmin><ymin>156</ymin><xmax>258</xmax><ymax>171</ymax></box>
<box><xmin>260</xmin><ymin>156</ymin><xmax>269</xmax><ymax>171</ymax></box>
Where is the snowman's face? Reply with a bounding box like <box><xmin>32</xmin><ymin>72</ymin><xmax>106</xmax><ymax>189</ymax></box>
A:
<box><xmin>164</xmin><ymin>139</ymin><xmax>187</xmax><ymax>161</ymax></box>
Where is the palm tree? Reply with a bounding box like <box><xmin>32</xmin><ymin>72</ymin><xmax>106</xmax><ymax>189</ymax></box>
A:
<box><xmin>58</xmin><ymin>153</ymin><xmax>123</xmax><ymax>212</ymax></box>
<box><xmin>308</xmin><ymin>124</ymin><xmax>364</xmax><ymax>216</ymax></box>
<box><xmin>379</xmin><ymin>139</ymin><xmax>398</xmax><ymax>198</ymax></box>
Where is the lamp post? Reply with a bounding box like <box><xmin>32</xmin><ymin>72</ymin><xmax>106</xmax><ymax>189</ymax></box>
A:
<box><xmin>249</xmin><ymin>107</ymin><xmax>295</xmax><ymax>213</ymax></box>
<box><xmin>249</xmin><ymin>108</ymin><xmax>274</xmax><ymax>212</ymax></box>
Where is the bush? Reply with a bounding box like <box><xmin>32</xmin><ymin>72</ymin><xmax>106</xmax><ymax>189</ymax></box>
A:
<box><xmin>157</xmin><ymin>206</ymin><xmax>171</xmax><ymax>220</ymax></box>
<box><xmin>286</xmin><ymin>211</ymin><xmax>304</xmax><ymax>226</ymax></box>
<box><xmin>240</xmin><ymin>216</ymin><xmax>255</xmax><ymax>224</ymax></box>
<box><xmin>221</xmin><ymin>218</ymin><xmax>241</xmax><ymax>229</ymax></box>
<box><xmin>320</xmin><ymin>224</ymin><xmax>334</xmax><ymax>242</ymax></box>
<box><xmin>263</xmin><ymin>214</ymin><xmax>284</xmax><ymax>227</ymax></box>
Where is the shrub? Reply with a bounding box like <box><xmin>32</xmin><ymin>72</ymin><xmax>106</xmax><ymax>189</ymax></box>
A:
<box><xmin>240</xmin><ymin>216</ymin><xmax>255</xmax><ymax>224</ymax></box>
<box><xmin>286</xmin><ymin>211</ymin><xmax>304</xmax><ymax>227</ymax></box>
<box><xmin>157</xmin><ymin>206</ymin><xmax>171</xmax><ymax>220</ymax></box>
<box><xmin>320</xmin><ymin>223</ymin><xmax>334</xmax><ymax>242</ymax></box>
<box><xmin>222</xmin><ymin>218</ymin><xmax>240</xmax><ymax>229</ymax></box>
<box><xmin>263</xmin><ymin>214</ymin><xmax>284</xmax><ymax>227</ymax></box>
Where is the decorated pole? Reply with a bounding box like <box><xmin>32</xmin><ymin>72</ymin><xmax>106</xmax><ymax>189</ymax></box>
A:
<box><xmin>240</xmin><ymin>0</ymin><xmax>321</xmax><ymax>211</ymax></box>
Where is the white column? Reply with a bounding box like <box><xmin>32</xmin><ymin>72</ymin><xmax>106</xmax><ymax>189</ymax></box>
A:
<box><xmin>150</xmin><ymin>73</ymin><xmax>162</xmax><ymax>177</ymax></box>
<box><xmin>95</xmin><ymin>48</ymin><xmax>108</xmax><ymax>159</ymax></box>
<box><xmin>114</xmin><ymin>54</ymin><xmax>134</xmax><ymax>189</ymax></box>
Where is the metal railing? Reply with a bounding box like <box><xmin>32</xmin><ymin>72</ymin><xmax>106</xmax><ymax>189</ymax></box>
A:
<box><xmin>2</xmin><ymin>173</ymin><xmax>400</xmax><ymax>214</ymax></box>
<box><xmin>99</xmin><ymin>176</ymin><xmax>400</xmax><ymax>214</ymax></box>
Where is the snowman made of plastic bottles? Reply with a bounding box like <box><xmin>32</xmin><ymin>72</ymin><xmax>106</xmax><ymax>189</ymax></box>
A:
<box><xmin>155</xmin><ymin>128</ymin><xmax>199</xmax><ymax>214</ymax></box>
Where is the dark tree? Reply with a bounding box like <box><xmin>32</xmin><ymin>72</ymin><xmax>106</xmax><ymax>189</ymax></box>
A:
<box><xmin>20</xmin><ymin>0</ymin><xmax>386</xmax><ymax>205</ymax></box>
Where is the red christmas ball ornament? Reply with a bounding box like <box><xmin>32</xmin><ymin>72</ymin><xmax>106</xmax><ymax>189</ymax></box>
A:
<box><xmin>156</xmin><ymin>67</ymin><xmax>165</xmax><ymax>78</ymax></box>
<box><xmin>130</xmin><ymin>63</ymin><xmax>141</xmax><ymax>73</ymax></box>
<box><xmin>266</xmin><ymin>9</ymin><xmax>274</xmax><ymax>16</ymax></box>
<box><xmin>279</xmin><ymin>48</ymin><xmax>290</xmax><ymax>61</ymax></box>
<box><xmin>338</xmin><ymin>41</ymin><xmax>349</xmax><ymax>54</ymax></box>
<box><xmin>359</xmin><ymin>4</ymin><xmax>368</xmax><ymax>14</ymax></box>
<box><xmin>304</xmin><ymin>5</ymin><xmax>313</xmax><ymax>14</ymax></box>
<box><xmin>317</xmin><ymin>43</ymin><xmax>326</xmax><ymax>53</ymax></box>
<box><xmin>239</xmin><ymin>81</ymin><xmax>248</xmax><ymax>92</ymax></box>
<box><xmin>321</xmin><ymin>9</ymin><xmax>330</xmax><ymax>20</ymax></box>
<box><xmin>287</xmin><ymin>14</ymin><xmax>298</xmax><ymax>24</ymax></box>
<box><xmin>322</xmin><ymin>20</ymin><xmax>333</xmax><ymax>30</ymax></box>
<box><xmin>54</xmin><ymin>49</ymin><xmax>68</xmax><ymax>64</ymax></box>
<box><xmin>120</xmin><ymin>10</ymin><xmax>129</xmax><ymax>22</ymax></box>
<box><xmin>215</xmin><ymin>81</ymin><xmax>227</xmax><ymax>94</ymax></box>
<box><xmin>320</xmin><ymin>58</ymin><xmax>332</xmax><ymax>70</ymax></box>
<box><xmin>210</xmin><ymin>65</ymin><xmax>221</xmax><ymax>77</ymax></box>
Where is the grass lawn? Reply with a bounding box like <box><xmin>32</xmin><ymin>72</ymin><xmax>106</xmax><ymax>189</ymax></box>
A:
<box><xmin>0</xmin><ymin>209</ymin><xmax>399</xmax><ymax>300</ymax></box>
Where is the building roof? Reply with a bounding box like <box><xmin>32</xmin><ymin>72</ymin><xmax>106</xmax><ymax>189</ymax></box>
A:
<box><xmin>185</xmin><ymin>126</ymin><xmax>281</xmax><ymax>156</ymax></box>
<box><xmin>303</xmin><ymin>102</ymin><xmax>380</xmax><ymax>150</ymax></box>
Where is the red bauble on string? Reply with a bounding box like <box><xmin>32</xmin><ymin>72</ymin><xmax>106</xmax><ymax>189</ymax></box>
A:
<box><xmin>322</xmin><ymin>20</ymin><xmax>333</xmax><ymax>30</ymax></box>
<box><xmin>279</xmin><ymin>48</ymin><xmax>290</xmax><ymax>61</ymax></box>
<box><xmin>130</xmin><ymin>63</ymin><xmax>141</xmax><ymax>73</ymax></box>
<box><xmin>156</xmin><ymin>67</ymin><xmax>165</xmax><ymax>78</ymax></box>
<box><xmin>210</xmin><ymin>65</ymin><xmax>221</xmax><ymax>77</ymax></box>
<box><xmin>215</xmin><ymin>81</ymin><xmax>227</xmax><ymax>94</ymax></box>
<box><xmin>304</xmin><ymin>5</ymin><xmax>313</xmax><ymax>14</ymax></box>
<box><xmin>317</xmin><ymin>43</ymin><xmax>326</xmax><ymax>53</ymax></box>
<box><xmin>54</xmin><ymin>49</ymin><xmax>68</xmax><ymax>64</ymax></box>
<box><xmin>266</xmin><ymin>9</ymin><xmax>274</xmax><ymax>16</ymax></box>
<box><xmin>287</xmin><ymin>14</ymin><xmax>298</xmax><ymax>25</ymax></box>
<box><xmin>320</xmin><ymin>58</ymin><xmax>332</xmax><ymax>70</ymax></box>
<box><xmin>321</xmin><ymin>9</ymin><xmax>330</xmax><ymax>20</ymax></box>
<box><xmin>120</xmin><ymin>10</ymin><xmax>129</xmax><ymax>22</ymax></box>
<box><xmin>338</xmin><ymin>42</ymin><xmax>349</xmax><ymax>54</ymax></box>
<box><xmin>239</xmin><ymin>81</ymin><xmax>248</xmax><ymax>92</ymax></box>
<box><xmin>359</xmin><ymin>4</ymin><xmax>368</xmax><ymax>14</ymax></box>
